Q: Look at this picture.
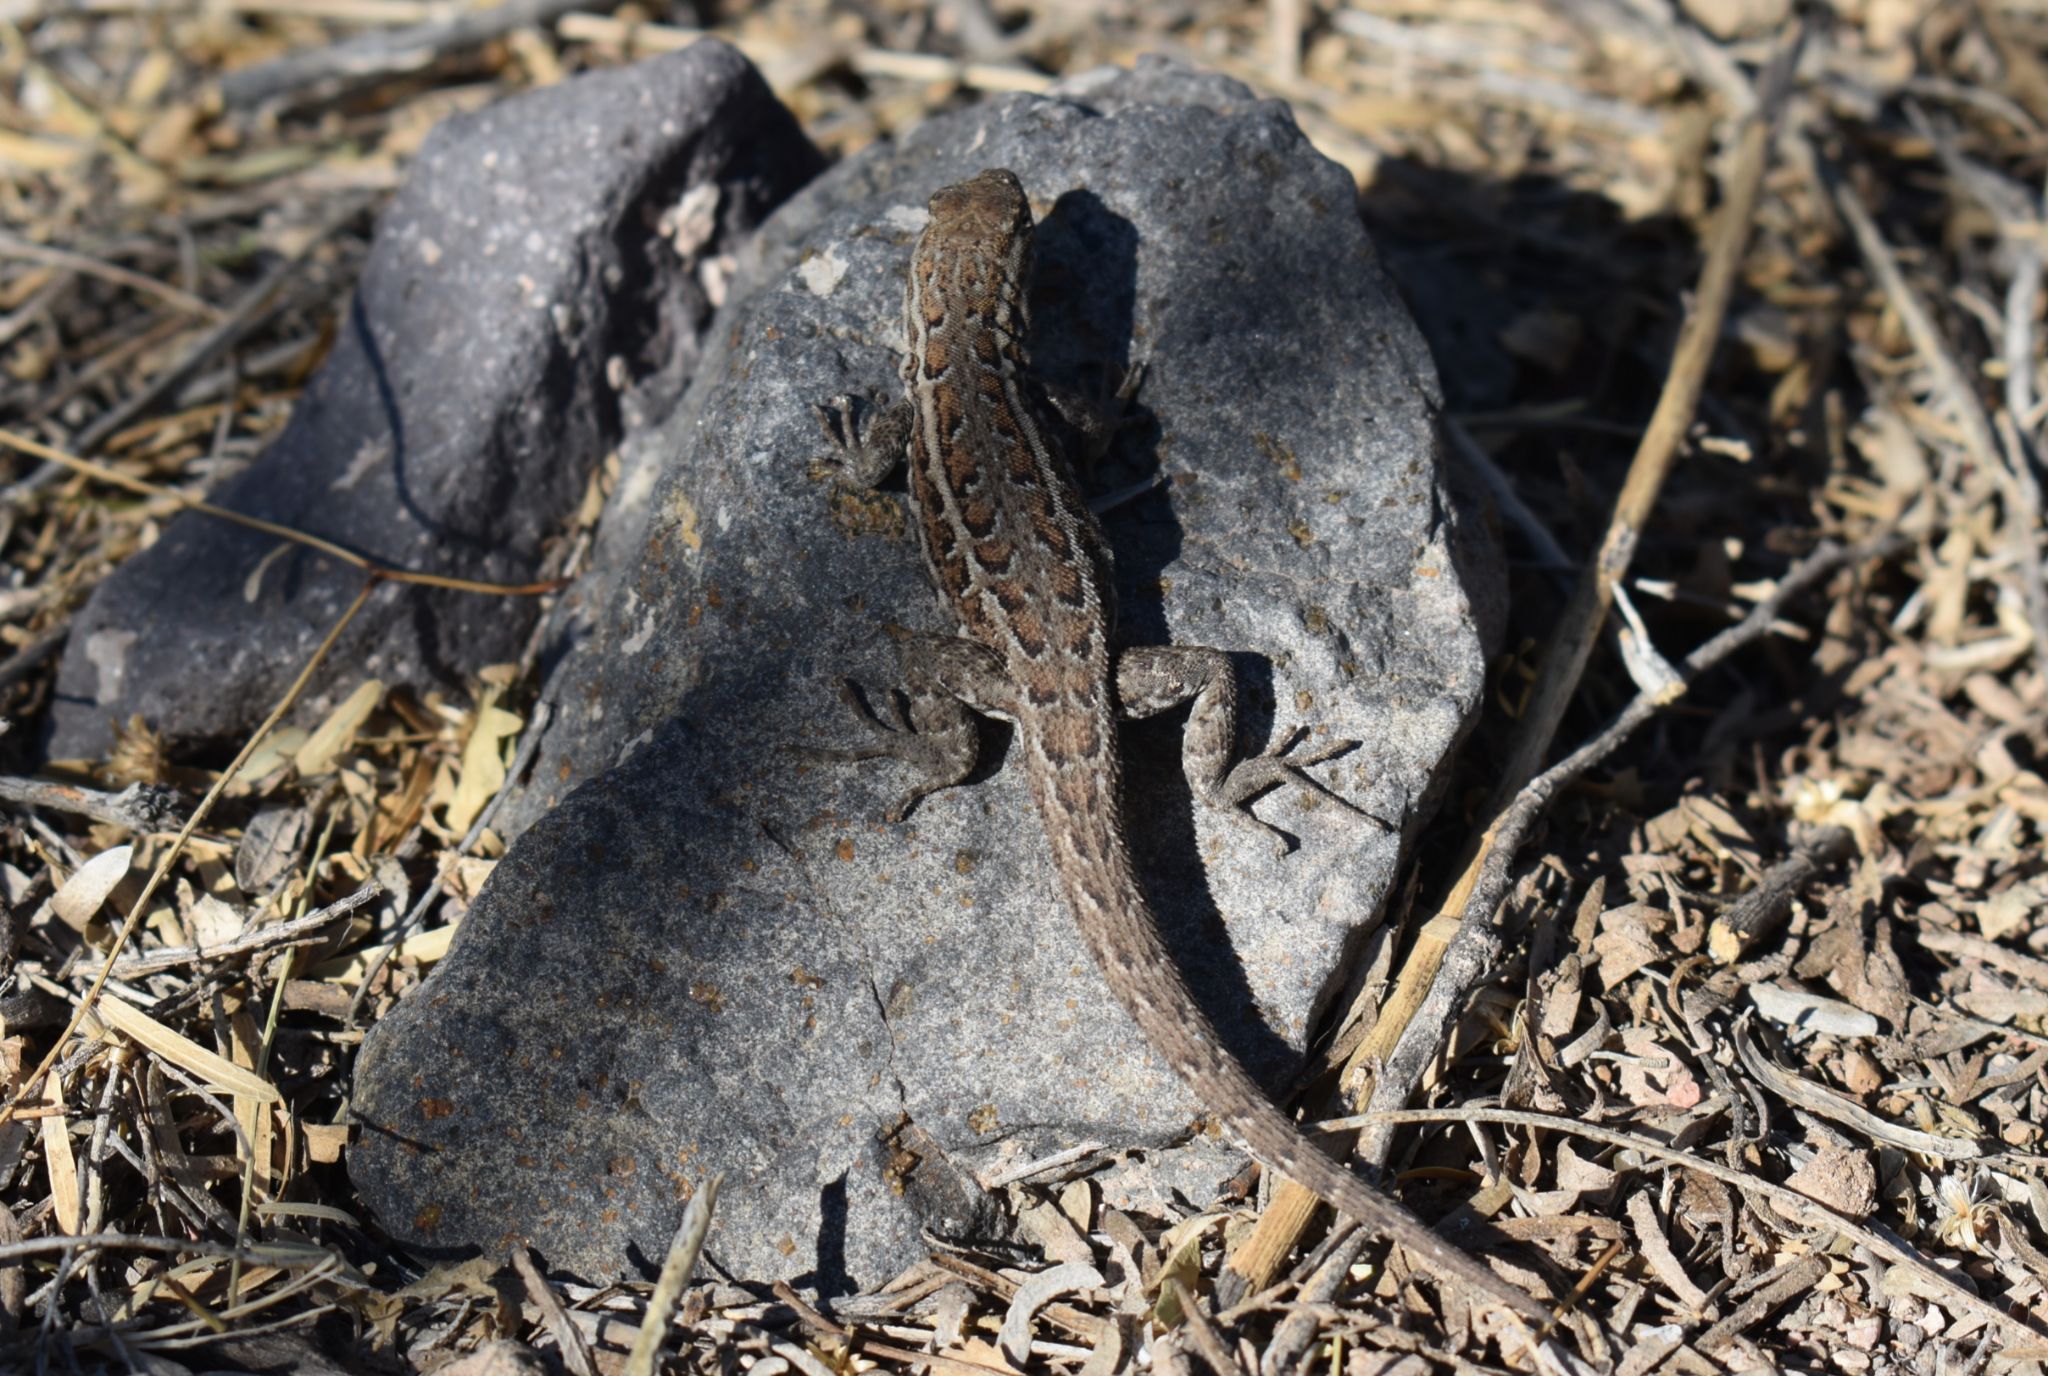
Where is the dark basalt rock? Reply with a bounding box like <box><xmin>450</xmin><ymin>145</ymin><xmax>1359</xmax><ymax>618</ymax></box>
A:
<box><xmin>45</xmin><ymin>39</ymin><xmax>823</xmax><ymax>760</ymax></box>
<box><xmin>350</xmin><ymin>57</ymin><xmax>1501</xmax><ymax>1291</ymax></box>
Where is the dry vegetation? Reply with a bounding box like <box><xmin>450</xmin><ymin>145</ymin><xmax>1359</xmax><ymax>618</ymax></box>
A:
<box><xmin>4</xmin><ymin>0</ymin><xmax>2048</xmax><ymax>1372</ymax></box>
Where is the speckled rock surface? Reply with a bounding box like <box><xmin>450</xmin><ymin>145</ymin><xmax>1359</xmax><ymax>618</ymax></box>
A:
<box><xmin>350</xmin><ymin>57</ymin><xmax>1501</xmax><ymax>1292</ymax></box>
<box><xmin>45</xmin><ymin>39</ymin><xmax>822</xmax><ymax>759</ymax></box>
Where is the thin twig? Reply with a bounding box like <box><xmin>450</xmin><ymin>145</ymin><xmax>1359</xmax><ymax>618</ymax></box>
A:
<box><xmin>0</xmin><ymin>578</ymin><xmax>378</xmax><ymax>1125</ymax></box>
<box><xmin>2004</xmin><ymin>213</ymin><xmax>2042</xmax><ymax>428</ymax></box>
<box><xmin>1706</xmin><ymin>825</ymin><xmax>1856</xmax><ymax>961</ymax></box>
<box><xmin>1443</xmin><ymin>414</ymin><xmax>1573</xmax><ymax>574</ymax></box>
<box><xmin>67</xmin><ymin>882</ymin><xmax>382</xmax><ymax>980</ymax></box>
<box><xmin>0</xmin><ymin>777</ymin><xmax>183</xmax><ymax>831</ymax></box>
<box><xmin>0</xmin><ymin>1233</ymin><xmax>337</xmax><ymax>1267</ymax></box>
<box><xmin>625</xmin><ymin>1174</ymin><xmax>722</xmax><ymax>1376</ymax></box>
<box><xmin>0</xmin><ymin>429</ymin><xmax>563</xmax><ymax>596</ymax></box>
<box><xmin>0</xmin><ymin>233</ymin><xmax>222</xmax><ymax>322</ymax></box>
<box><xmin>513</xmin><ymin>1245</ymin><xmax>597</xmax><ymax>1376</ymax></box>
<box><xmin>220</xmin><ymin>0</ymin><xmax>610</xmax><ymax>109</ymax></box>
<box><xmin>1164</xmin><ymin>1278</ymin><xmax>1246</xmax><ymax>1376</ymax></box>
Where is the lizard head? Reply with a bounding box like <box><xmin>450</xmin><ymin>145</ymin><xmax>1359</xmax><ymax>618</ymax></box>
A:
<box><xmin>912</xmin><ymin>168</ymin><xmax>1036</xmax><ymax>332</ymax></box>
<box><xmin>926</xmin><ymin>168</ymin><xmax>1032</xmax><ymax>245</ymax></box>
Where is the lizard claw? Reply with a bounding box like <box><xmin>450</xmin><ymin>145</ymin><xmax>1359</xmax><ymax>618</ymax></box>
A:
<box><xmin>1211</xmin><ymin>731</ymin><xmax>1383</xmax><ymax>858</ymax></box>
<box><xmin>808</xmin><ymin>396</ymin><xmax>860</xmax><ymax>481</ymax></box>
<box><xmin>813</xmin><ymin>394</ymin><xmax>859</xmax><ymax>448</ymax></box>
<box><xmin>1211</xmin><ymin>727</ymin><xmax>1353</xmax><ymax>806</ymax></box>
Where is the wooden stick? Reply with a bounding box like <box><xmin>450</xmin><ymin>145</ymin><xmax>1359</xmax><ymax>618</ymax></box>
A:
<box><xmin>624</xmin><ymin>1174</ymin><xmax>722</xmax><ymax>1376</ymax></box>
<box><xmin>1219</xmin><ymin>16</ymin><xmax>1806</xmax><ymax>1300</ymax></box>
<box><xmin>0</xmin><ymin>428</ymin><xmax>562</xmax><ymax>596</ymax></box>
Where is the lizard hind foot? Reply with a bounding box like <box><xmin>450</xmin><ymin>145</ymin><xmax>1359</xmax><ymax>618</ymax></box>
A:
<box><xmin>813</xmin><ymin>394</ymin><xmax>859</xmax><ymax>447</ymax></box>
<box><xmin>1210</xmin><ymin>730</ymin><xmax>1378</xmax><ymax>858</ymax></box>
<box><xmin>1208</xmin><ymin>726</ymin><xmax>1350</xmax><ymax>807</ymax></box>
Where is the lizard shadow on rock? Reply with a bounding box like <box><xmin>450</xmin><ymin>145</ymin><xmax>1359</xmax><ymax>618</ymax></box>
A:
<box><xmin>1033</xmin><ymin>190</ymin><xmax>1305</xmax><ymax>1086</ymax></box>
<box><xmin>791</xmin><ymin>1172</ymin><xmax>854</xmax><ymax>1296</ymax></box>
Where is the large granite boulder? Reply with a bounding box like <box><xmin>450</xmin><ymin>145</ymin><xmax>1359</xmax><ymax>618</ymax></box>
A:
<box><xmin>45</xmin><ymin>40</ymin><xmax>823</xmax><ymax>759</ymax></box>
<box><xmin>350</xmin><ymin>56</ymin><xmax>1501</xmax><ymax>1292</ymax></box>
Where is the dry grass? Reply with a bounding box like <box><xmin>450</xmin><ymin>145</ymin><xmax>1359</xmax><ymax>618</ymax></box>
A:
<box><xmin>4</xmin><ymin>0</ymin><xmax>2048</xmax><ymax>1372</ymax></box>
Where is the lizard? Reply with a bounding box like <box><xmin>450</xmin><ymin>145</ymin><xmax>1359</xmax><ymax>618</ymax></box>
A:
<box><xmin>811</xmin><ymin>167</ymin><xmax>1550</xmax><ymax>1328</ymax></box>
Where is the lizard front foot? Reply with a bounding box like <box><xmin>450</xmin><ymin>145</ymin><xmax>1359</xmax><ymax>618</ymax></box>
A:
<box><xmin>792</xmin><ymin>677</ymin><xmax>978</xmax><ymax>824</ymax></box>
<box><xmin>810</xmin><ymin>393</ymin><xmax>911</xmax><ymax>489</ymax></box>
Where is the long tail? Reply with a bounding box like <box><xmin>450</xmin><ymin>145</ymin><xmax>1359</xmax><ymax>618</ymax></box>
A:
<box><xmin>1029</xmin><ymin>753</ymin><xmax>1552</xmax><ymax>1327</ymax></box>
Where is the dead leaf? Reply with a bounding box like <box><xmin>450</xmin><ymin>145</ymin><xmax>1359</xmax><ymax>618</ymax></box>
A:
<box><xmin>50</xmin><ymin>846</ymin><xmax>132</xmax><ymax>932</ymax></box>
<box><xmin>294</xmin><ymin>680</ymin><xmax>385</xmax><ymax>776</ymax></box>
<box><xmin>1780</xmin><ymin>1142</ymin><xmax>1877</xmax><ymax>1221</ymax></box>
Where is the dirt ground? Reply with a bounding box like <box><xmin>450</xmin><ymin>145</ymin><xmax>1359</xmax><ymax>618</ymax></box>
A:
<box><xmin>4</xmin><ymin>1</ymin><xmax>2048</xmax><ymax>1372</ymax></box>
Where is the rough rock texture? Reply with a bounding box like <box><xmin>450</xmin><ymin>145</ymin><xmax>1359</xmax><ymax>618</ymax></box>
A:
<box><xmin>45</xmin><ymin>39</ymin><xmax>823</xmax><ymax>759</ymax></box>
<box><xmin>351</xmin><ymin>57</ymin><xmax>1502</xmax><ymax>1292</ymax></box>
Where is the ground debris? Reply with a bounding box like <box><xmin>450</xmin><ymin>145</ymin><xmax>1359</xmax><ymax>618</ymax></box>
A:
<box><xmin>6</xmin><ymin>0</ymin><xmax>2048</xmax><ymax>1372</ymax></box>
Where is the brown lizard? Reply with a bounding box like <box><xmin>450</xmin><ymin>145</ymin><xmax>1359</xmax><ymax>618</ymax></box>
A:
<box><xmin>813</xmin><ymin>167</ymin><xmax>1549</xmax><ymax>1327</ymax></box>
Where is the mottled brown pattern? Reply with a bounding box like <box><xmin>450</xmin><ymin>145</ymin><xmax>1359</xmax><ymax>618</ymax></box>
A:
<box><xmin>975</xmin><ymin>538</ymin><xmax>1013</xmax><ymax>575</ymax></box>
<box><xmin>958</xmin><ymin>501</ymin><xmax>995</xmax><ymax>539</ymax></box>
<box><xmin>1005</xmin><ymin>443</ymin><xmax>1040</xmax><ymax>485</ymax></box>
<box><xmin>1007</xmin><ymin>608</ymin><xmax>1048</xmax><ymax>658</ymax></box>
<box><xmin>1043</xmin><ymin>713</ymin><xmax>1103</xmax><ymax>767</ymax></box>
<box><xmin>929</xmin><ymin>380</ymin><xmax>962</xmax><ymax>440</ymax></box>
<box><xmin>1060</xmin><ymin>613</ymin><xmax>1094</xmax><ymax>658</ymax></box>
<box><xmin>1027</xmin><ymin>506</ymin><xmax>1070</xmax><ymax>559</ymax></box>
<box><xmin>1051</xmin><ymin>561</ymin><xmax>1086</xmax><ymax>608</ymax></box>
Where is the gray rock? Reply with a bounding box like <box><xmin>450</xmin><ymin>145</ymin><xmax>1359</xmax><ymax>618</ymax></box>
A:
<box><xmin>351</xmin><ymin>56</ymin><xmax>1501</xmax><ymax>1292</ymax></box>
<box><xmin>45</xmin><ymin>39</ymin><xmax>822</xmax><ymax>759</ymax></box>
